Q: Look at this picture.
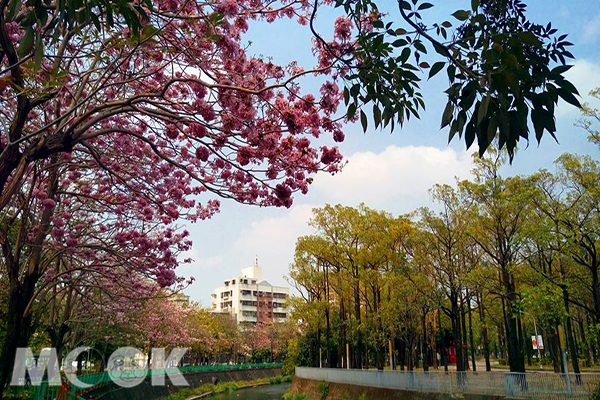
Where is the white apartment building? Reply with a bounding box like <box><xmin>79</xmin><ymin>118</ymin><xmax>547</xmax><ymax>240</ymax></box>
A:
<box><xmin>211</xmin><ymin>263</ymin><xmax>289</xmax><ymax>325</ymax></box>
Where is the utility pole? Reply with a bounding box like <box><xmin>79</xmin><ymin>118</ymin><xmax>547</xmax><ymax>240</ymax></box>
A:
<box><xmin>524</xmin><ymin>311</ymin><xmax>543</xmax><ymax>370</ymax></box>
<box><xmin>319</xmin><ymin>348</ymin><xmax>322</xmax><ymax>368</ymax></box>
<box><xmin>389</xmin><ymin>339</ymin><xmax>394</xmax><ymax>370</ymax></box>
<box><xmin>346</xmin><ymin>343</ymin><xmax>350</xmax><ymax>370</ymax></box>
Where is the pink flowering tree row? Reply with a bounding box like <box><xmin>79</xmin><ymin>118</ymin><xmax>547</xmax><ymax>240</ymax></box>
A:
<box><xmin>0</xmin><ymin>0</ymin><xmax>357</xmax><ymax>392</ymax></box>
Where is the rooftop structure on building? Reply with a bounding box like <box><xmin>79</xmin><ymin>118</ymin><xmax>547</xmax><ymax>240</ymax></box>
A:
<box><xmin>211</xmin><ymin>261</ymin><xmax>289</xmax><ymax>325</ymax></box>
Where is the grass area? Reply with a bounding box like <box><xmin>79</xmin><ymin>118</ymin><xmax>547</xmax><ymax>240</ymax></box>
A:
<box><xmin>159</xmin><ymin>375</ymin><xmax>292</xmax><ymax>400</ymax></box>
<box><xmin>1</xmin><ymin>387</ymin><xmax>33</xmax><ymax>400</ymax></box>
<box><xmin>282</xmin><ymin>394</ymin><xmax>308</xmax><ymax>400</ymax></box>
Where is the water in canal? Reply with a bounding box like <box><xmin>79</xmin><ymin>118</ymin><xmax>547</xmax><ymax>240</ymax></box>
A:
<box><xmin>208</xmin><ymin>383</ymin><xmax>290</xmax><ymax>399</ymax></box>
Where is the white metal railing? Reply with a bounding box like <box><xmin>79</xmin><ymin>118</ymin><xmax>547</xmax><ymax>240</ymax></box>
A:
<box><xmin>295</xmin><ymin>367</ymin><xmax>600</xmax><ymax>399</ymax></box>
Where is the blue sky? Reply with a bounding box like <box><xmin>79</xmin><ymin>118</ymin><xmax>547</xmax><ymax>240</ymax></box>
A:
<box><xmin>178</xmin><ymin>0</ymin><xmax>600</xmax><ymax>306</ymax></box>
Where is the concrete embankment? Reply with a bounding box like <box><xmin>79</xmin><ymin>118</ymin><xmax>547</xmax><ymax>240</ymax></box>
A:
<box><xmin>85</xmin><ymin>367</ymin><xmax>281</xmax><ymax>400</ymax></box>
<box><xmin>288</xmin><ymin>376</ymin><xmax>507</xmax><ymax>400</ymax></box>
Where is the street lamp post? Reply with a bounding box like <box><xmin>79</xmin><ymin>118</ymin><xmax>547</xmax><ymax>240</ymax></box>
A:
<box><xmin>524</xmin><ymin>311</ymin><xmax>542</xmax><ymax>370</ymax></box>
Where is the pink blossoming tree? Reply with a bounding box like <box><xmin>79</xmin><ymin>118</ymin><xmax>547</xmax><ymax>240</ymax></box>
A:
<box><xmin>0</xmin><ymin>0</ymin><xmax>353</xmax><ymax>392</ymax></box>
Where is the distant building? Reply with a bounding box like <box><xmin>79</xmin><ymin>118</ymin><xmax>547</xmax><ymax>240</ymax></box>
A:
<box><xmin>211</xmin><ymin>262</ymin><xmax>289</xmax><ymax>325</ymax></box>
<box><xmin>169</xmin><ymin>291</ymin><xmax>190</xmax><ymax>307</ymax></box>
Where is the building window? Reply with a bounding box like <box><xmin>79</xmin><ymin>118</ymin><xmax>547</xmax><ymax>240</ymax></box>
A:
<box><xmin>232</xmin><ymin>279</ymin><xmax>235</xmax><ymax>284</ymax></box>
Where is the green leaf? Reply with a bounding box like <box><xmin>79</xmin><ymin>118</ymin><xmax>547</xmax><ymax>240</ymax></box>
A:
<box><xmin>557</xmin><ymin>88</ymin><xmax>582</xmax><ymax>108</ymax></box>
<box><xmin>441</xmin><ymin>101</ymin><xmax>454</xmax><ymax>128</ymax></box>
<box><xmin>418</xmin><ymin>2</ymin><xmax>434</xmax><ymax>10</ymax></box>
<box><xmin>487</xmin><ymin>115</ymin><xmax>498</xmax><ymax>144</ymax></box>
<box><xmin>360</xmin><ymin>110</ymin><xmax>368</xmax><ymax>132</ymax></box>
<box><xmin>399</xmin><ymin>47</ymin><xmax>411</xmax><ymax>63</ymax></box>
<box><xmin>401</xmin><ymin>1</ymin><xmax>412</xmax><ymax>10</ymax></box>
<box><xmin>428</xmin><ymin>61</ymin><xmax>445</xmax><ymax>80</ymax></box>
<box><xmin>18</xmin><ymin>27</ymin><xmax>35</xmax><ymax>58</ymax></box>
<box><xmin>373</xmin><ymin>104</ymin><xmax>382</xmax><ymax>128</ymax></box>
<box><xmin>5</xmin><ymin>0</ymin><xmax>21</xmax><ymax>22</ymax></box>
<box><xmin>34</xmin><ymin>33</ymin><xmax>44</xmax><ymax>71</ymax></box>
<box><xmin>141</xmin><ymin>24</ymin><xmax>160</xmax><ymax>40</ymax></box>
<box><xmin>448</xmin><ymin>120</ymin><xmax>458</xmax><ymax>143</ymax></box>
<box><xmin>414</xmin><ymin>41</ymin><xmax>427</xmax><ymax>53</ymax></box>
<box><xmin>556</xmin><ymin>78</ymin><xmax>579</xmax><ymax>96</ymax></box>
<box><xmin>343</xmin><ymin>87</ymin><xmax>350</xmax><ymax>105</ymax></box>
<box><xmin>519</xmin><ymin>32</ymin><xmax>542</xmax><ymax>47</ymax></box>
<box><xmin>465</xmin><ymin>121</ymin><xmax>476</xmax><ymax>148</ymax></box>
<box><xmin>451</xmin><ymin>10</ymin><xmax>470</xmax><ymax>21</ymax></box>
<box><xmin>477</xmin><ymin>93</ymin><xmax>490</xmax><ymax>125</ymax></box>
<box><xmin>471</xmin><ymin>0</ymin><xmax>480</xmax><ymax>10</ymax></box>
<box><xmin>531</xmin><ymin>108</ymin><xmax>544</xmax><ymax>142</ymax></box>
<box><xmin>550</xmin><ymin>65</ymin><xmax>573</xmax><ymax>76</ymax></box>
<box><xmin>392</xmin><ymin>39</ymin><xmax>408</xmax><ymax>47</ymax></box>
<box><xmin>347</xmin><ymin>103</ymin><xmax>357</xmax><ymax>119</ymax></box>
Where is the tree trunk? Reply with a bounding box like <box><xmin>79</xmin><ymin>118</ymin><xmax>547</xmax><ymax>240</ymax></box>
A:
<box><xmin>0</xmin><ymin>271</ymin><xmax>39</xmax><ymax>396</ymax></box>
<box><xmin>461</xmin><ymin>298</ymin><xmax>469</xmax><ymax>370</ymax></box>
<box><xmin>422</xmin><ymin>311</ymin><xmax>429</xmax><ymax>371</ymax></box>
<box><xmin>467</xmin><ymin>291</ymin><xmax>476</xmax><ymax>372</ymax></box>
<box><xmin>478</xmin><ymin>294</ymin><xmax>491</xmax><ymax>371</ymax></box>
<box><xmin>501</xmin><ymin>268</ymin><xmax>525</xmax><ymax>372</ymax></box>
<box><xmin>451</xmin><ymin>294</ymin><xmax>465</xmax><ymax>372</ymax></box>
<box><xmin>354</xmin><ymin>280</ymin><xmax>362</xmax><ymax>369</ymax></box>
<box><xmin>562</xmin><ymin>289</ymin><xmax>581</xmax><ymax>379</ymax></box>
<box><xmin>547</xmin><ymin>325</ymin><xmax>561</xmax><ymax>373</ymax></box>
<box><xmin>578</xmin><ymin>317</ymin><xmax>592</xmax><ymax>367</ymax></box>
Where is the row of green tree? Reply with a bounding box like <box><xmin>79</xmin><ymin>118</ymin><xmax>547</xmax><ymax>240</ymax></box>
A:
<box><xmin>289</xmin><ymin>109</ymin><xmax>600</xmax><ymax>374</ymax></box>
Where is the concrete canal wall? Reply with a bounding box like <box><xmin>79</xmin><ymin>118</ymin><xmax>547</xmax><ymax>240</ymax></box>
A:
<box><xmin>84</xmin><ymin>367</ymin><xmax>281</xmax><ymax>400</ymax></box>
<box><xmin>291</xmin><ymin>367</ymin><xmax>598</xmax><ymax>399</ymax></box>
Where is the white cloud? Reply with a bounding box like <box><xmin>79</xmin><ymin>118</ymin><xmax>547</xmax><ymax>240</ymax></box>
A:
<box><xmin>558</xmin><ymin>59</ymin><xmax>600</xmax><ymax>117</ymax></box>
<box><xmin>583</xmin><ymin>14</ymin><xmax>600</xmax><ymax>42</ymax></box>
<box><xmin>177</xmin><ymin>248</ymin><xmax>224</xmax><ymax>277</ymax></box>
<box><xmin>233</xmin><ymin>204</ymin><xmax>316</xmax><ymax>286</ymax></box>
<box><xmin>312</xmin><ymin>145</ymin><xmax>474</xmax><ymax>214</ymax></box>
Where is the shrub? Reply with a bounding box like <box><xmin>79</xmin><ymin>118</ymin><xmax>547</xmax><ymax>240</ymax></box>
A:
<box><xmin>591</xmin><ymin>384</ymin><xmax>600</xmax><ymax>400</ymax></box>
<box><xmin>3</xmin><ymin>387</ymin><xmax>33</xmax><ymax>400</ymax></box>
<box><xmin>283</xmin><ymin>394</ymin><xmax>309</xmax><ymax>400</ymax></box>
<box><xmin>317</xmin><ymin>381</ymin><xmax>330</xmax><ymax>400</ymax></box>
<box><xmin>217</xmin><ymin>381</ymin><xmax>239</xmax><ymax>393</ymax></box>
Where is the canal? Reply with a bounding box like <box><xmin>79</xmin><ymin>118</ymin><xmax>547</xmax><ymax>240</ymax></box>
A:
<box><xmin>208</xmin><ymin>383</ymin><xmax>290</xmax><ymax>399</ymax></box>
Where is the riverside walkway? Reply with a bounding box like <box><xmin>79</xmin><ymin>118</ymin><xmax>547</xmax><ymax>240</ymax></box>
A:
<box><xmin>295</xmin><ymin>366</ymin><xmax>600</xmax><ymax>399</ymax></box>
